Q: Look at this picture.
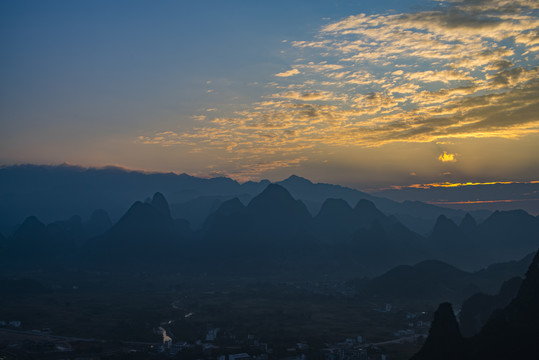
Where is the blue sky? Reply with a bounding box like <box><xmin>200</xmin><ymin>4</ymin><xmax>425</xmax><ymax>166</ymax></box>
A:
<box><xmin>1</xmin><ymin>0</ymin><xmax>539</xmax><ymax>195</ymax></box>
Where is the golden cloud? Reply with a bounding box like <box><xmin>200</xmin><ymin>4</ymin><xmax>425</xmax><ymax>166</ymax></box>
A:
<box><xmin>138</xmin><ymin>0</ymin><xmax>539</xmax><ymax>179</ymax></box>
<box><xmin>438</xmin><ymin>151</ymin><xmax>457</xmax><ymax>162</ymax></box>
<box><xmin>275</xmin><ymin>68</ymin><xmax>300</xmax><ymax>77</ymax></box>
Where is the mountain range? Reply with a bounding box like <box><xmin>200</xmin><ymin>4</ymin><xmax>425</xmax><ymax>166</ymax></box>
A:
<box><xmin>0</xmin><ymin>164</ymin><xmax>491</xmax><ymax>234</ymax></box>
<box><xmin>2</xmin><ymin>181</ymin><xmax>538</xmax><ymax>279</ymax></box>
<box><xmin>2</xmin><ymin>164</ymin><xmax>538</xmax><ymax>358</ymax></box>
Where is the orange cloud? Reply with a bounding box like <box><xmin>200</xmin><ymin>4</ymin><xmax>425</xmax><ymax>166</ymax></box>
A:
<box><xmin>428</xmin><ymin>199</ymin><xmax>539</xmax><ymax>205</ymax></box>
<box><xmin>392</xmin><ymin>180</ymin><xmax>539</xmax><ymax>190</ymax></box>
<box><xmin>438</xmin><ymin>151</ymin><xmax>457</xmax><ymax>162</ymax></box>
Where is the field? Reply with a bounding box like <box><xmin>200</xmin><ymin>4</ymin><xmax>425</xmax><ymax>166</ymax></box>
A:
<box><xmin>0</xmin><ymin>270</ymin><xmax>431</xmax><ymax>359</ymax></box>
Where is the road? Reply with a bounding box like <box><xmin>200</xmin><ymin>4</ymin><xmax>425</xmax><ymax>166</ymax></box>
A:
<box><xmin>369</xmin><ymin>334</ymin><xmax>425</xmax><ymax>346</ymax></box>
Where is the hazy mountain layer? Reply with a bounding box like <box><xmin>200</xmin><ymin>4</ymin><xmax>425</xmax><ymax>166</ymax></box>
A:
<box><xmin>0</xmin><ymin>164</ymin><xmax>489</xmax><ymax>233</ymax></box>
<box><xmin>2</xmin><ymin>183</ymin><xmax>538</xmax><ymax>279</ymax></box>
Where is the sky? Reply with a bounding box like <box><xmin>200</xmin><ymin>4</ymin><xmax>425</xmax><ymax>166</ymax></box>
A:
<box><xmin>1</xmin><ymin>0</ymin><xmax>539</xmax><ymax>205</ymax></box>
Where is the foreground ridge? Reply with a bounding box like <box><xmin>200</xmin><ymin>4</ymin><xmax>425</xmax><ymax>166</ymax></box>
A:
<box><xmin>411</xmin><ymin>249</ymin><xmax>539</xmax><ymax>359</ymax></box>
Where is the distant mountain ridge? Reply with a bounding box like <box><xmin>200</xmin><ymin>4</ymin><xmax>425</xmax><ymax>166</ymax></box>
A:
<box><xmin>363</xmin><ymin>252</ymin><xmax>534</xmax><ymax>303</ymax></box>
<box><xmin>0</xmin><ymin>164</ymin><xmax>489</xmax><ymax>233</ymax></box>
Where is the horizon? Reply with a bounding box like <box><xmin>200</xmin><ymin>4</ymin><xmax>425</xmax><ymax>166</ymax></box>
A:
<box><xmin>2</xmin><ymin>162</ymin><xmax>539</xmax><ymax>215</ymax></box>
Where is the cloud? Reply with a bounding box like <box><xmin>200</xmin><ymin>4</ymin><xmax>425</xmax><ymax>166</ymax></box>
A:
<box><xmin>353</xmin><ymin>92</ymin><xmax>399</xmax><ymax>114</ymax></box>
<box><xmin>485</xmin><ymin>60</ymin><xmax>514</xmax><ymax>71</ymax></box>
<box><xmin>429</xmin><ymin>199</ymin><xmax>536</xmax><ymax>205</ymax></box>
<box><xmin>487</xmin><ymin>66</ymin><xmax>524</xmax><ymax>86</ymax></box>
<box><xmin>404</xmin><ymin>70</ymin><xmax>474</xmax><ymax>84</ymax></box>
<box><xmin>388</xmin><ymin>83</ymin><xmax>421</xmax><ymax>94</ymax></box>
<box><xmin>270</xmin><ymin>91</ymin><xmax>341</xmax><ymax>101</ymax></box>
<box><xmin>275</xmin><ymin>68</ymin><xmax>300</xmax><ymax>77</ymax></box>
<box><xmin>138</xmin><ymin>0</ymin><xmax>539</xmax><ymax>179</ymax></box>
<box><xmin>438</xmin><ymin>151</ymin><xmax>457</xmax><ymax>162</ymax></box>
<box><xmin>294</xmin><ymin>62</ymin><xmax>344</xmax><ymax>72</ymax></box>
<box><xmin>411</xmin><ymin>180</ymin><xmax>539</xmax><ymax>189</ymax></box>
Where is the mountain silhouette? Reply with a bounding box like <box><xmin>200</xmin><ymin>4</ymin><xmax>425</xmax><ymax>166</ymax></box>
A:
<box><xmin>13</xmin><ymin>216</ymin><xmax>48</xmax><ymax>241</ymax></box>
<box><xmin>314</xmin><ymin>198</ymin><xmax>357</xmax><ymax>238</ymax></box>
<box><xmin>411</xmin><ymin>248</ymin><xmax>539</xmax><ymax>359</ymax></box>
<box><xmin>0</xmin><ymin>164</ymin><xmax>259</xmax><ymax>229</ymax></box>
<box><xmin>367</xmin><ymin>260</ymin><xmax>475</xmax><ymax>301</ymax></box>
<box><xmin>83</xmin><ymin>209</ymin><xmax>112</xmax><ymax>238</ymax></box>
<box><xmin>278</xmin><ymin>174</ymin><xmax>314</xmax><ymax>187</ymax></box>
<box><xmin>110</xmin><ymin>201</ymin><xmax>174</xmax><ymax>236</ymax></box>
<box><xmin>410</xmin><ymin>302</ymin><xmax>465</xmax><ymax>360</ymax></box>
<box><xmin>201</xmin><ymin>197</ymin><xmax>247</xmax><ymax>231</ymax></box>
<box><xmin>364</xmin><ymin>253</ymin><xmax>534</xmax><ymax>303</ymax></box>
<box><xmin>197</xmin><ymin>184</ymin><xmax>319</xmax><ymax>275</ymax></box>
<box><xmin>313</xmin><ymin>197</ymin><xmax>397</xmax><ymax>241</ymax></box>
<box><xmin>46</xmin><ymin>215</ymin><xmax>84</xmax><ymax>248</ymax></box>
<box><xmin>430</xmin><ymin>215</ymin><xmax>462</xmax><ymax>239</ymax></box>
<box><xmin>459</xmin><ymin>213</ymin><xmax>477</xmax><ymax>234</ymax></box>
<box><xmin>82</xmin><ymin>193</ymin><xmax>182</xmax><ymax>265</ymax></box>
<box><xmin>468</xmin><ymin>249</ymin><xmax>539</xmax><ymax>359</ymax></box>
<box><xmin>2</xmin><ymin>175</ymin><xmax>538</xmax><ymax>278</ymax></box>
<box><xmin>354</xmin><ymin>199</ymin><xmax>393</xmax><ymax>229</ymax></box>
<box><xmin>208</xmin><ymin>184</ymin><xmax>311</xmax><ymax>237</ymax></box>
<box><xmin>428</xmin><ymin>215</ymin><xmax>480</xmax><ymax>270</ymax></box>
<box><xmin>316</xmin><ymin>198</ymin><xmax>353</xmax><ymax>219</ymax></box>
<box><xmin>8</xmin><ymin>216</ymin><xmax>54</xmax><ymax>260</ymax></box>
<box><xmin>0</xmin><ymin>164</ymin><xmax>491</xmax><ymax>236</ymax></box>
<box><xmin>170</xmin><ymin>195</ymin><xmax>247</xmax><ymax>230</ymax></box>
<box><xmin>275</xmin><ymin>174</ymin><xmax>489</xmax><ymax>234</ymax></box>
<box><xmin>459</xmin><ymin>276</ymin><xmax>523</xmax><ymax>337</ymax></box>
<box><xmin>247</xmin><ymin>183</ymin><xmax>311</xmax><ymax>228</ymax></box>
<box><xmin>477</xmin><ymin>210</ymin><xmax>539</xmax><ymax>263</ymax></box>
<box><xmin>427</xmin><ymin>210</ymin><xmax>539</xmax><ymax>270</ymax></box>
<box><xmin>150</xmin><ymin>192</ymin><xmax>172</xmax><ymax>219</ymax></box>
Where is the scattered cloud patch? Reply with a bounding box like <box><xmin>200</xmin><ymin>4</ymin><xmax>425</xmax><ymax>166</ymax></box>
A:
<box><xmin>275</xmin><ymin>68</ymin><xmax>300</xmax><ymax>77</ymax></box>
<box><xmin>438</xmin><ymin>151</ymin><xmax>457</xmax><ymax>162</ymax></box>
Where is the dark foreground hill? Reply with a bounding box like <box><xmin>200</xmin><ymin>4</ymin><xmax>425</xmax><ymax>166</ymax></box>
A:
<box><xmin>459</xmin><ymin>276</ymin><xmax>523</xmax><ymax>337</ymax></box>
<box><xmin>411</xmin><ymin>248</ymin><xmax>539</xmax><ymax>360</ymax></box>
